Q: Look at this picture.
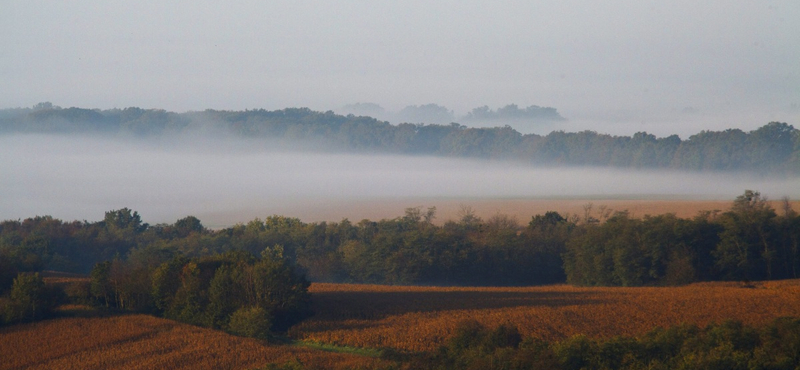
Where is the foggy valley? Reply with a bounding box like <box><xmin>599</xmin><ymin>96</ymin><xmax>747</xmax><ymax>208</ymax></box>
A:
<box><xmin>2</xmin><ymin>133</ymin><xmax>797</xmax><ymax>227</ymax></box>
<box><xmin>3</xmin><ymin>3</ymin><xmax>800</xmax><ymax>369</ymax></box>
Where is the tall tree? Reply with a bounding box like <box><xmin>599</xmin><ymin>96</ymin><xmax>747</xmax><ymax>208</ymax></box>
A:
<box><xmin>714</xmin><ymin>190</ymin><xmax>778</xmax><ymax>280</ymax></box>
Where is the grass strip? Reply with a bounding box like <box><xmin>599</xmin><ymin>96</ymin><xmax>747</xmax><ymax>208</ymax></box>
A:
<box><xmin>292</xmin><ymin>340</ymin><xmax>383</xmax><ymax>358</ymax></box>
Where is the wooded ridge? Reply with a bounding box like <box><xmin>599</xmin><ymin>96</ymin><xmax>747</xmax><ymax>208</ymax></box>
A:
<box><xmin>2</xmin><ymin>104</ymin><xmax>797</xmax><ymax>173</ymax></box>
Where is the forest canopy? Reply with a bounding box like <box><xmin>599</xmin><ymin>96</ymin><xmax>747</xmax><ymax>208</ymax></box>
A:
<box><xmin>2</xmin><ymin>192</ymin><xmax>799</xmax><ymax>290</ymax></box>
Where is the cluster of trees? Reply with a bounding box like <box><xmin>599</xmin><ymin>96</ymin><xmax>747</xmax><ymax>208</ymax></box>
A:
<box><xmin>392</xmin><ymin>318</ymin><xmax>800</xmax><ymax>370</ymax></box>
<box><xmin>88</xmin><ymin>247</ymin><xmax>311</xmax><ymax>336</ymax></box>
<box><xmin>461</xmin><ymin>103</ymin><xmax>565</xmax><ymax>123</ymax></box>
<box><xmin>338</xmin><ymin>102</ymin><xmax>563</xmax><ymax>125</ymax></box>
<box><xmin>2</xmin><ymin>191</ymin><xmax>799</xmax><ymax>289</ymax></box>
<box><xmin>2</xmin><ymin>104</ymin><xmax>797</xmax><ymax>173</ymax></box>
<box><xmin>0</xmin><ymin>209</ymin><xmax>158</xmax><ymax>276</ymax></box>
<box><xmin>396</xmin><ymin>104</ymin><xmax>456</xmax><ymax>125</ymax></box>
<box><xmin>0</xmin><ymin>272</ymin><xmax>64</xmax><ymax>326</ymax></box>
<box><xmin>564</xmin><ymin>191</ymin><xmax>800</xmax><ymax>286</ymax></box>
<box><xmin>0</xmin><ymin>208</ymin><xmax>312</xmax><ymax>335</ymax></box>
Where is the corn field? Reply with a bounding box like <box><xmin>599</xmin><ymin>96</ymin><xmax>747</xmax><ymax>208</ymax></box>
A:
<box><xmin>0</xmin><ymin>310</ymin><xmax>387</xmax><ymax>370</ymax></box>
<box><xmin>4</xmin><ymin>280</ymin><xmax>800</xmax><ymax>368</ymax></box>
<box><xmin>290</xmin><ymin>280</ymin><xmax>800</xmax><ymax>352</ymax></box>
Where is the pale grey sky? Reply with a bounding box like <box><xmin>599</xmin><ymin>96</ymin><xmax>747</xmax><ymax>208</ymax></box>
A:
<box><xmin>1</xmin><ymin>1</ymin><xmax>798</xmax><ymax>136</ymax></box>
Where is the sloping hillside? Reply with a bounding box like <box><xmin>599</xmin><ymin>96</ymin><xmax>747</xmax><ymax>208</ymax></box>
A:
<box><xmin>0</xmin><ymin>308</ymin><xmax>386</xmax><ymax>370</ymax></box>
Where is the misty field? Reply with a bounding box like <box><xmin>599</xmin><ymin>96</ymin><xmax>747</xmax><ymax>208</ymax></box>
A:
<box><xmin>290</xmin><ymin>281</ymin><xmax>800</xmax><ymax>352</ymax></box>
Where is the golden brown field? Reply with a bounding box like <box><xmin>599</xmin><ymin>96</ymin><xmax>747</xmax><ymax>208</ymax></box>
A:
<box><xmin>0</xmin><ymin>308</ymin><xmax>388</xmax><ymax>370</ymax></box>
<box><xmin>290</xmin><ymin>280</ymin><xmax>800</xmax><ymax>352</ymax></box>
<box><xmin>202</xmin><ymin>197</ymin><xmax>800</xmax><ymax>228</ymax></box>
<box><xmin>40</xmin><ymin>271</ymin><xmax>90</xmax><ymax>287</ymax></box>
<box><xmin>5</xmin><ymin>280</ymin><xmax>800</xmax><ymax>368</ymax></box>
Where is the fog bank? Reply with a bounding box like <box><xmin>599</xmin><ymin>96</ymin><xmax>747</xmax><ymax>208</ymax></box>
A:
<box><xmin>2</xmin><ymin>135</ymin><xmax>798</xmax><ymax>227</ymax></box>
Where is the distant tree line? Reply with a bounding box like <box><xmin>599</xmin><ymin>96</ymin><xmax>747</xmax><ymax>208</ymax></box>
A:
<box><xmin>340</xmin><ymin>102</ymin><xmax>563</xmax><ymax>125</ymax></box>
<box><xmin>2</xmin><ymin>191</ymin><xmax>799</xmax><ymax>293</ymax></box>
<box><xmin>1</xmin><ymin>104</ymin><xmax>797</xmax><ymax>173</ymax></box>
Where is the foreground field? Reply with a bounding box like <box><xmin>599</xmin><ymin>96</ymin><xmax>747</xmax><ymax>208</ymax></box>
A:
<box><xmin>5</xmin><ymin>280</ymin><xmax>800</xmax><ymax>369</ymax></box>
<box><xmin>0</xmin><ymin>308</ymin><xmax>387</xmax><ymax>370</ymax></box>
<box><xmin>290</xmin><ymin>280</ymin><xmax>800</xmax><ymax>352</ymax></box>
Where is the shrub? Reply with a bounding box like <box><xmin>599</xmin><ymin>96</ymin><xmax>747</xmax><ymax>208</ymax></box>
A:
<box><xmin>227</xmin><ymin>306</ymin><xmax>273</xmax><ymax>339</ymax></box>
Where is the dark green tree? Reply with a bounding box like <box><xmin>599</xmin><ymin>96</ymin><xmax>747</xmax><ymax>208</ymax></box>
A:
<box><xmin>714</xmin><ymin>190</ymin><xmax>778</xmax><ymax>280</ymax></box>
<box><xmin>90</xmin><ymin>261</ymin><xmax>113</xmax><ymax>307</ymax></box>
<box><xmin>3</xmin><ymin>272</ymin><xmax>60</xmax><ymax>323</ymax></box>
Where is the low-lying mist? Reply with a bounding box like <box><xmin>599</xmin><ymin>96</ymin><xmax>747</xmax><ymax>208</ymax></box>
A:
<box><xmin>2</xmin><ymin>134</ymin><xmax>798</xmax><ymax>227</ymax></box>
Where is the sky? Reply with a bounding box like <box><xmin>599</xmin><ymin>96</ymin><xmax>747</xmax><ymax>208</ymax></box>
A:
<box><xmin>1</xmin><ymin>1</ymin><xmax>799</xmax><ymax>137</ymax></box>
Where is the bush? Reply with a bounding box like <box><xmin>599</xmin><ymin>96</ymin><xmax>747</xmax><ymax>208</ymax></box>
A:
<box><xmin>64</xmin><ymin>281</ymin><xmax>92</xmax><ymax>305</ymax></box>
<box><xmin>553</xmin><ymin>335</ymin><xmax>597</xmax><ymax>370</ymax></box>
<box><xmin>448</xmin><ymin>320</ymin><xmax>486</xmax><ymax>352</ymax></box>
<box><xmin>0</xmin><ymin>297</ymin><xmax>19</xmax><ymax>325</ymax></box>
<box><xmin>227</xmin><ymin>306</ymin><xmax>273</xmax><ymax>339</ymax></box>
<box><xmin>486</xmin><ymin>323</ymin><xmax>522</xmax><ymax>349</ymax></box>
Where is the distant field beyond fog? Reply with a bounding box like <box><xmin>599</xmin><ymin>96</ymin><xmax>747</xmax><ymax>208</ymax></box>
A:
<box><xmin>200</xmin><ymin>197</ymin><xmax>800</xmax><ymax>228</ymax></box>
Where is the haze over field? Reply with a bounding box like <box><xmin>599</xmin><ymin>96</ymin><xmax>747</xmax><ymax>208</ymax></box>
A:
<box><xmin>2</xmin><ymin>135</ymin><xmax>797</xmax><ymax>227</ymax></box>
<box><xmin>2</xmin><ymin>2</ymin><xmax>799</xmax><ymax>226</ymax></box>
<box><xmin>1</xmin><ymin>1</ymin><xmax>798</xmax><ymax>137</ymax></box>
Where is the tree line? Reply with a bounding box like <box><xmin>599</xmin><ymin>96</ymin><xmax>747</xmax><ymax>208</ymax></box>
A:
<box><xmin>1</xmin><ymin>104</ymin><xmax>798</xmax><ymax>173</ymax></box>
<box><xmin>2</xmin><ymin>191</ymin><xmax>799</xmax><ymax>292</ymax></box>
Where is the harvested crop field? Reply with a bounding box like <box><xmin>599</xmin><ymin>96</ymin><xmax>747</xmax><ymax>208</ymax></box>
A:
<box><xmin>5</xmin><ymin>281</ymin><xmax>800</xmax><ymax>368</ymax></box>
<box><xmin>0</xmin><ymin>308</ymin><xmax>388</xmax><ymax>370</ymax></box>
<box><xmin>290</xmin><ymin>280</ymin><xmax>800</xmax><ymax>352</ymax></box>
<box><xmin>201</xmin><ymin>197</ymin><xmax>800</xmax><ymax>228</ymax></box>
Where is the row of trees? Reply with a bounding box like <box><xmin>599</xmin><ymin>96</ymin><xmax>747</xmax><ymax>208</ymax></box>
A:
<box><xmin>1</xmin><ymin>105</ymin><xmax>797</xmax><ymax>173</ymax></box>
<box><xmin>2</xmin><ymin>191</ymin><xmax>799</xmax><ymax>288</ymax></box>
